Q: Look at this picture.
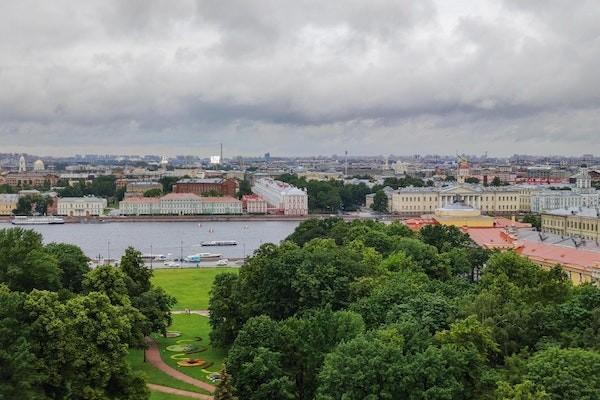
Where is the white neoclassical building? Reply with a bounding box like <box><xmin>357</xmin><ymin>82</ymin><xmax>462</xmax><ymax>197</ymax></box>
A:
<box><xmin>252</xmin><ymin>178</ymin><xmax>308</xmax><ymax>215</ymax></box>
<box><xmin>390</xmin><ymin>184</ymin><xmax>526</xmax><ymax>215</ymax></box>
<box><xmin>530</xmin><ymin>168</ymin><xmax>600</xmax><ymax>213</ymax></box>
<box><xmin>57</xmin><ymin>196</ymin><xmax>107</xmax><ymax>216</ymax></box>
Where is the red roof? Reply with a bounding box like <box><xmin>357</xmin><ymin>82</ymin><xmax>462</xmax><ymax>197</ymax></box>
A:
<box><xmin>122</xmin><ymin>197</ymin><xmax>160</xmax><ymax>204</ymax></box>
<box><xmin>518</xmin><ymin>241</ymin><xmax>600</xmax><ymax>271</ymax></box>
<box><xmin>200</xmin><ymin>196</ymin><xmax>241</xmax><ymax>203</ymax></box>
<box><xmin>161</xmin><ymin>193</ymin><xmax>202</xmax><ymax>200</ymax></box>
<box><xmin>494</xmin><ymin>217</ymin><xmax>532</xmax><ymax>228</ymax></box>
<box><xmin>465</xmin><ymin>228</ymin><xmax>520</xmax><ymax>249</ymax></box>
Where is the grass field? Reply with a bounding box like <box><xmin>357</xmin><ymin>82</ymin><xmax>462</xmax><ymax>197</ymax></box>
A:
<box><xmin>149</xmin><ymin>391</ymin><xmax>192</xmax><ymax>400</ymax></box>
<box><xmin>152</xmin><ymin>313</ymin><xmax>227</xmax><ymax>383</ymax></box>
<box><xmin>151</xmin><ymin>267</ymin><xmax>239</xmax><ymax>310</ymax></box>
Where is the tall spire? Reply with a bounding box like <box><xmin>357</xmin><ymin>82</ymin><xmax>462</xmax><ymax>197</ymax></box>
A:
<box><xmin>18</xmin><ymin>155</ymin><xmax>26</xmax><ymax>172</ymax></box>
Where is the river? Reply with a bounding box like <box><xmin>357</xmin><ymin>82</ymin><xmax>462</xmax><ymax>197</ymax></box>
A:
<box><xmin>0</xmin><ymin>220</ymin><xmax>300</xmax><ymax>262</ymax></box>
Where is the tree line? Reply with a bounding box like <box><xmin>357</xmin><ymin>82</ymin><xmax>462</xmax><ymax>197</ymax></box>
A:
<box><xmin>210</xmin><ymin>218</ymin><xmax>600</xmax><ymax>400</ymax></box>
<box><xmin>277</xmin><ymin>174</ymin><xmax>430</xmax><ymax>213</ymax></box>
<box><xmin>0</xmin><ymin>228</ymin><xmax>174</xmax><ymax>399</ymax></box>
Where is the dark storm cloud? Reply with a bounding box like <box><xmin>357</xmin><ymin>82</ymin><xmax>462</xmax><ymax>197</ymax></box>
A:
<box><xmin>0</xmin><ymin>0</ymin><xmax>599</xmax><ymax>156</ymax></box>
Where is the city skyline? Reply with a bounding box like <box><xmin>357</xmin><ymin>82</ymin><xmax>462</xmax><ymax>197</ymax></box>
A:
<box><xmin>2</xmin><ymin>1</ymin><xmax>600</xmax><ymax>156</ymax></box>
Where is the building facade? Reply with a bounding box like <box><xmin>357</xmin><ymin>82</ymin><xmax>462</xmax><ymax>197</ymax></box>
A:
<box><xmin>119</xmin><ymin>193</ymin><xmax>242</xmax><ymax>215</ymax></box>
<box><xmin>5</xmin><ymin>173</ymin><xmax>59</xmax><ymax>188</ymax></box>
<box><xmin>541</xmin><ymin>207</ymin><xmax>600</xmax><ymax>241</ymax></box>
<box><xmin>173</xmin><ymin>178</ymin><xmax>238</xmax><ymax>197</ymax></box>
<box><xmin>0</xmin><ymin>194</ymin><xmax>18</xmax><ymax>215</ymax></box>
<box><xmin>531</xmin><ymin>168</ymin><xmax>600</xmax><ymax>212</ymax></box>
<box><xmin>57</xmin><ymin>196</ymin><xmax>107</xmax><ymax>216</ymax></box>
<box><xmin>242</xmin><ymin>194</ymin><xmax>268</xmax><ymax>214</ymax></box>
<box><xmin>252</xmin><ymin>178</ymin><xmax>308</xmax><ymax>215</ymax></box>
<box><xmin>390</xmin><ymin>184</ymin><xmax>525</xmax><ymax>215</ymax></box>
<box><xmin>124</xmin><ymin>181</ymin><xmax>163</xmax><ymax>198</ymax></box>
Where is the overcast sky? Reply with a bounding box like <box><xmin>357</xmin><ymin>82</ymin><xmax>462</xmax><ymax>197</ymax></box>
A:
<box><xmin>1</xmin><ymin>0</ymin><xmax>599</xmax><ymax>157</ymax></box>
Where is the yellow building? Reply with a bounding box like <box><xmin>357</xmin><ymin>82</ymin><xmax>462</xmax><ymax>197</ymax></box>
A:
<box><xmin>391</xmin><ymin>184</ymin><xmax>525</xmax><ymax>215</ymax></box>
<box><xmin>0</xmin><ymin>194</ymin><xmax>19</xmax><ymax>215</ymax></box>
<box><xmin>541</xmin><ymin>207</ymin><xmax>600</xmax><ymax>241</ymax></box>
<box><xmin>432</xmin><ymin>201</ymin><xmax>495</xmax><ymax>227</ymax></box>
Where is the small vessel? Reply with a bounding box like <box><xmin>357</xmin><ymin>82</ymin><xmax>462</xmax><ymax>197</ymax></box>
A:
<box><xmin>142</xmin><ymin>254</ymin><xmax>167</xmax><ymax>262</ymax></box>
<box><xmin>201</xmin><ymin>240</ymin><xmax>238</xmax><ymax>247</ymax></box>
<box><xmin>184</xmin><ymin>252</ymin><xmax>222</xmax><ymax>262</ymax></box>
<box><xmin>11</xmin><ymin>216</ymin><xmax>65</xmax><ymax>225</ymax></box>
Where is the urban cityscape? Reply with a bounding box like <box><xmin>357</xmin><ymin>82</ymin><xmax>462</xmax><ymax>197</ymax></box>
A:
<box><xmin>3</xmin><ymin>1</ymin><xmax>600</xmax><ymax>400</ymax></box>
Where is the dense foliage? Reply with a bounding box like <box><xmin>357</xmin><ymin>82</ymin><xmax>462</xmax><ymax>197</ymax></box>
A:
<box><xmin>278</xmin><ymin>174</ymin><xmax>371</xmax><ymax>212</ymax></box>
<box><xmin>13</xmin><ymin>194</ymin><xmax>50</xmax><ymax>216</ymax></box>
<box><xmin>0</xmin><ymin>229</ymin><xmax>174</xmax><ymax>399</ymax></box>
<box><xmin>209</xmin><ymin>218</ymin><xmax>600</xmax><ymax>400</ymax></box>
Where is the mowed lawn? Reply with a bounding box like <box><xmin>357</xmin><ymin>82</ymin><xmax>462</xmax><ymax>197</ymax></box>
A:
<box><xmin>151</xmin><ymin>267</ymin><xmax>238</xmax><ymax>310</ymax></box>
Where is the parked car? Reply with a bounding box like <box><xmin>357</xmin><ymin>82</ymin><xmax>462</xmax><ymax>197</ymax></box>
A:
<box><xmin>164</xmin><ymin>261</ymin><xmax>181</xmax><ymax>267</ymax></box>
<box><xmin>216</xmin><ymin>259</ymin><xmax>229</xmax><ymax>266</ymax></box>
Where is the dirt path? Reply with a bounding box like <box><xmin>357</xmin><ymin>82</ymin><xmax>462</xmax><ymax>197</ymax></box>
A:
<box><xmin>171</xmin><ymin>310</ymin><xmax>210</xmax><ymax>316</ymax></box>
<box><xmin>145</xmin><ymin>337</ymin><xmax>216</xmax><ymax>394</ymax></box>
<box><xmin>147</xmin><ymin>383</ymin><xmax>213</xmax><ymax>399</ymax></box>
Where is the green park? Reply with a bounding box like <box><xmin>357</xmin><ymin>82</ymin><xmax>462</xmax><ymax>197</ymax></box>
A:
<box><xmin>3</xmin><ymin>218</ymin><xmax>600</xmax><ymax>400</ymax></box>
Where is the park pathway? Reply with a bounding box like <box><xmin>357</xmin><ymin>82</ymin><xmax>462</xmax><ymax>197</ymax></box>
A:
<box><xmin>145</xmin><ymin>337</ymin><xmax>216</xmax><ymax>395</ymax></box>
<box><xmin>171</xmin><ymin>309</ymin><xmax>210</xmax><ymax>316</ymax></box>
<box><xmin>147</xmin><ymin>383</ymin><xmax>213</xmax><ymax>399</ymax></box>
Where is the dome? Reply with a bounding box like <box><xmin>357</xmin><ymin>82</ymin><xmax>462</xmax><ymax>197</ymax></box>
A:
<box><xmin>435</xmin><ymin>201</ymin><xmax>481</xmax><ymax>218</ymax></box>
<box><xmin>33</xmin><ymin>159</ymin><xmax>45</xmax><ymax>171</ymax></box>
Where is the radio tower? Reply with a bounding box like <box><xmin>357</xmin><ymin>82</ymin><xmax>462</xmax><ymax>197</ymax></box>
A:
<box><xmin>220</xmin><ymin>143</ymin><xmax>223</xmax><ymax>163</ymax></box>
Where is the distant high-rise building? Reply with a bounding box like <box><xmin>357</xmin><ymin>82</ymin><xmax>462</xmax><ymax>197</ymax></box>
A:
<box><xmin>264</xmin><ymin>152</ymin><xmax>271</xmax><ymax>162</ymax></box>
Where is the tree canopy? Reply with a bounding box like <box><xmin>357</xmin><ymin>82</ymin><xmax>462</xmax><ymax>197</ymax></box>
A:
<box><xmin>208</xmin><ymin>218</ymin><xmax>600</xmax><ymax>400</ymax></box>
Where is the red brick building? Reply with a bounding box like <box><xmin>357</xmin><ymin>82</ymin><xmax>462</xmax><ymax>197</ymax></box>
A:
<box><xmin>5</xmin><ymin>172</ymin><xmax>59</xmax><ymax>188</ymax></box>
<box><xmin>173</xmin><ymin>178</ymin><xmax>238</xmax><ymax>197</ymax></box>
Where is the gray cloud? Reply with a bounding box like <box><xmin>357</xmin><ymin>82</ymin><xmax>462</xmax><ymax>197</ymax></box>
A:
<box><xmin>0</xmin><ymin>0</ymin><xmax>599</xmax><ymax>157</ymax></box>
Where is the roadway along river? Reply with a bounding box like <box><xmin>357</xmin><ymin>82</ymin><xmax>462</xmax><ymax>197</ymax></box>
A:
<box><xmin>0</xmin><ymin>220</ymin><xmax>300</xmax><ymax>262</ymax></box>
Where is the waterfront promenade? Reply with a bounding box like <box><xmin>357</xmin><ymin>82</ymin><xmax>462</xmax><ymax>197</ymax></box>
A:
<box><xmin>0</xmin><ymin>212</ymin><xmax>403</xmax><ymax>223</ymax></box>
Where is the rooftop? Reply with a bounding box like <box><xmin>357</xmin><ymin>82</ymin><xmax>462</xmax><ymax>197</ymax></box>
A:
<box><xmin>176</xmin><ymin>178</ymin><xmax>226</xmax><ymax>184</ymax></box>
<box><xmin>544</xmin><ymin>207</ymin><xmax>600</xmax><ymax>218</ymax></box>
<box><xmin>161</xmin><ymin>193</ymin><xmax>202</xmax><ymax>200</ymax></box>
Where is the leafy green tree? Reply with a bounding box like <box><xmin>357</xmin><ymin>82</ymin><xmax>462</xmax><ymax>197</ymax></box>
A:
<box><xmin>227</xmin><ymin>316</ymin><xmax>294</xmax><ymax>400</ymax></box>
<box><xmin>227</xmin><ymin>310</ymin><xmax>364</xmax><ymax>400</ymax></box>
<box><xmin>89</xmin><ymin>175</ymin><xmax>117</xmax><ymax>197</ymax></box>
<box><xmin>0</xmin><ymin>228</ymin><xmax>61</xmax><ymax>292</ymax></box>
<box><xmin>45</xmin><ymin>243</ymin><xmax>90</xmax><ymax>293</ymax></box>
<box><xmin>210</xmin><ymin>273</ymin><xmax>244</xmax><ymax>347</ymax></box>
<box><xmin>371</xmin><ymin>189</ymin><xmax>388</xmax><ymax>212</ymax></box>
<box><xmin>395</xmin><ymin>237</ymin><xmax>447</xmax><ymax>279</ymax></box>
<box><xmin>521</xmin><ymin>214</ymin><xmax>541</xmax><ymax>231</ymax></box>
<box><xmin>143</xmin><ymin>188</ymin><xmax>162</xmax><ymax>197</ymax></box>
<box><xmin>495</xmin><ymin>381</ymin><xmax>550</xmax><ymax>400</ymax></box>
<box><xmin>83</xmin><ymin>264</ymin><xmax>130</xmax><ymax>306</ymax></box>
<box><xmin>159</xmin><ymin>176</ymin><xmax>180</xmax><ymax>193</ymax></box>
<box><xmin>13</xmin><ymin>195</ymin><xmax>48</xmax><ymax>216</ymax></box>
<box><xmin>491</xmin><ymin>176</ymin><xmax>506</xmax><ymax>186</ymax></box>
<box><xmin>465</xmin><ymin>177</ymin><xmax>480</xmax><ymax>184</ymax></box>
<box><xmin>419</xmin><ymin>224</ymin><xmax>472</xmax><ymax>252</ymax></box>
<box><xmin>525</xmin><ymin>347</ymin><xmax>600</xmax><ymax>399</ymax></box>
<box><xmin>133</xmin><ymin>286</ymin><xmax>176</xmax><ymax>337</ymax></box>
<box><xmin>22</xmin><ymin>289</ymin><xmax>148</xmax><ymax>399</ymax></box>
<box><xmin>214</xmin><ymin>369</ymin><xmax>239</xmax><ymax>400</ymax></box>
<box><xmin>286</xmin><ymin>218</ymin><xmax>344</xmax><ymax>246</ymax></box>
<box><xmin>280</xmin><ymin>309</ymin><xmax>365</xmax><ymax>400</ymax></box>
<box><xmin>237</xmin><ymin>179</ymin><xmax>252</xmax><ymax>199</ymax></box>
<box><xmin>0</xmin><ymin>286</ymin><xmax>45</xmax><ymax>400</ymax></box>
<box><xmin>120</xmin><ymin>246</ymin><xmax>152</xmax><ymax>297</ymax></box>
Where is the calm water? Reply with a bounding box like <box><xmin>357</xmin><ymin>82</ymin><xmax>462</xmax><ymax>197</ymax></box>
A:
<box><xmin>0</xmin><ymin>221</ymin><xmax>300</xmax><ymax>261</ymax></box>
